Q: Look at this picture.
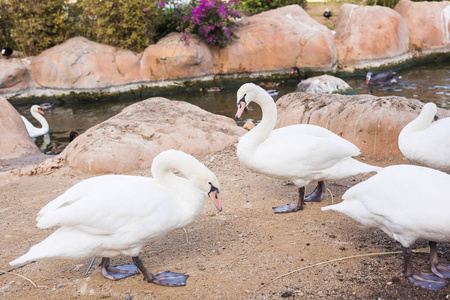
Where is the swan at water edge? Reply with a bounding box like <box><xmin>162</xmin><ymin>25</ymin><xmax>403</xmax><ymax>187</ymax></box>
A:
<box><xmin>398</xmin><ymin>102</ymin><xmax>450</xmax><ymax>172</ymax></box>
<box><xmin>20</xmin><ymin>105</ymin><xmax>50</xmax><ymax>138</ymax></box>
<box><xmin>10</xmin><ymin>150</ymin><xmax>222</xmax><ymax>286</ymax></box>
<box><xmin>322</xmin><ymin>165</ymin><xmax>450</xmax><ymax>290</ymax></box>
<box><xmin>234</xmin><ymin>83</ymin><xmax>380</xmax><ymax>214</ymax></box>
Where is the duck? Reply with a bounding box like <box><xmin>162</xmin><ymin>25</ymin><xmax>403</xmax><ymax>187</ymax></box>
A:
<box><xmin>10</xmin><ymin>150</ymin><xmax>222</xmax><ymax>286</ymax></box>
<box><xmin>291</xmin><ymin>67</ymin><xmax>304</xmax><ymax>84</ymax></box>
<box><xmin>48</xmin><ymin>131</ymin><xmax>79</xmax><ymax>154</ymax></box>
<box><xmin>366</xmin><ymin>70</ymin><xmax>400</xmax><ymax>86</ymax></box>
<box><xmin>266</xmin><ymin>89</ymin><xmax>279</xmax><ymax>98</ymax></box>
<box><xmin>323</xmin><ymin>8</ymin><xmax>332</xmax><ymax>18</ymax></box>
<box><xmin>234</xmin><ymin>83</ymin><xmax>380</xmax><ymax>214</ymax></box>
<box><xmin>1</xmin><ymin>47</ymin><xmax>13</xmax><ymax>58</ymax></box>
<box><xmin>322</xmin><ymin>164</ymin><xmax>450</xmax><ymax>291</ymax></box>
<box><xmin>398</xmin><ymin>102</ymin><xmax>450</xmax><ymax>172</ymax></box>
<box><xmin>40</xmin><ymin>102</ymin><xmax>55</xmax><ymax>111</ymax></box>
<box><xmin>259</xmin><ymin>82</ymin><xmax>280</xmax><ymax>88</ymax></box>
<box><xmin>20</xmin><ymin>105</ymin><xmax>50</xmax><ymax>138</ymax></box>
<box><xmin>200</xmin><ymin>86</ymin><xmax>222</xmax><ymax>93</ymax></box>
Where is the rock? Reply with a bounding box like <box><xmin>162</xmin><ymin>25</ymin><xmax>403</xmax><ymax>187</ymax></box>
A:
<box><xmin>0</xmin><ymin>59</ymin><xmax>33</xmax><ymax>91</ymax></box>
<box><xmin>0</xmin><ymin>97</ymin><xmax>41</xmax><ymax>160</ymax></box>
<box><xmin>395</xmin><ymin>0</ymin><xmax>450</xmax><ymax>53</ymax></box>
<box><xmin>141</xmin><ymin>33</ymin><xmax>214</xmax><ymax>80</ymax></box>
<box><xmin>61</xmin><ymin>97</ymin><xmax>246</xmax><ymax>174</ymax></box>
<box><xmin>274</xmin><ymin>93</ymin><xmax>450</xmax><ymax>158</ymax></box>
<box><xmin>214</xmin><ymin>5</ymin><xmax>337</xmax><ymax>74</ymax></box>
<box><xmin>31</xmin><ymin>37</ymin><xmax>141</xmax><ymax>89</ymax></box>
<box><xmin>295</xmin><ymin>75</ymin><xmax>356</xmax><ymax>95</ymax></box>
<box><xmin>334</xmin><ymin>4</ymin><xmax>410</xmax><ymax>71</ymax></box>
<box><xmin>243</xmin><ymin>120</ymin><xmax>256</xmax><ymax>131</ymax></box>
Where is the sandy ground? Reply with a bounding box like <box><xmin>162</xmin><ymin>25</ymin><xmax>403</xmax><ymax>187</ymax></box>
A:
<box><xmin>2</xmin><ymin>146</ymin><xmax>450</xmax><ymax>300</ymax></box>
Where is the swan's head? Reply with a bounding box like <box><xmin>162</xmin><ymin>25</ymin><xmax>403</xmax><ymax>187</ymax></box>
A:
<box><xmin>366</xmin><ymin>72</ymin><xmax>372</xmax><ymax>84</ymax></box>
<box><xmin>30</xmin><ymin>105</ymin><xmax>44</xmax><ymax>115</ymax></box>
<box><xmin>191</xmin><ymin>163</ymin><xmax>222</xmax><ymax>212</ymax></box>
<box><xmin>235</xmin><ymin>83</ymin><xmax>264</xmax><ymax>119</ymax></box>
<box><xmin>420</xmin><ymin>102</ymin><xmax>438</xmax><ymax>122</ymax></box>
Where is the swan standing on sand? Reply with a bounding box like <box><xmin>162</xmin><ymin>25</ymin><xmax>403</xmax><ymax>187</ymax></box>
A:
<box><xmin>399</xmin><ymin>102</ymin><xmax>450</xmax><ymax>172</ymax></box>
<box><xmin>322</xmin><ymin>165</ymin><xmax>450</xmax><ymax>290</ymax></box>
<box><xmin>234</xmin><ymin>83</ymin><xmax>380</xmax><ymax>213</ymax></box>
<box><xmin>10</xmin><ymin>150</ymin><xmax>222</xmax><ymax>286</ymax></box>
<box><xmin>21</xmin><ymin>105</ymin><xmax>50</xmax><ymax>138</ymax></box>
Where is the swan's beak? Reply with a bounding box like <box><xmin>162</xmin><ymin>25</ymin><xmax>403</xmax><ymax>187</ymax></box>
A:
<box><xmin>208</xmin><ymin>185</ymin><xmax>222</xmax><ymax>212</ymax></box>
<box><xmin>235</xmin><ymin>99</ymin><xmax>246</xmax><ymax>119</ymax></box>
<box><xmin>434</xmin><ymin>115</ymin><xmax>439</xmax><ymax>121</ymax></box>
<box><xmin>38</xmin><ymin>108</ymin><xmax>44</xmax><ymax>115</ymax></box>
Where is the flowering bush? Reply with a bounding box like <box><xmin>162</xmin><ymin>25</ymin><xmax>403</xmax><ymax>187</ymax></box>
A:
<box><xmin>159</xmin><ymin>0</ymin><xmax>241</xmax><ymax>48</ymax></box>
<box><xmin>242</xmin><ymin>0</ymin><xmax>306</xmax><ymax>14</ymax></box>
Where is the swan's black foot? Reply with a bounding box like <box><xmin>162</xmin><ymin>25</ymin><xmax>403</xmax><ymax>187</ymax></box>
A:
<box><xmin>432</xmin><ymin>264</ymin><xmax>450</xmax><ymax>278</ymax></box>
<box><xmin>407</xmin><ymin>273</ymin><xmax>448</xmax><ymax>291</ymax></box>
<box><xmin>273</xmin><ymin>204</ymin><xmax>302</xmax><ymax>214</ymax></box>
<box><xmin>150</xmin><ymin>271</ymin><xmax>189</xmax><ymax>287</ymax></box>
<box><xmin>102</xmin><ymin>263</ymin><xmax>140</xmax><ymax>280</ymax></box>
<box><xmin>304</xmin><ymin>181</ymin><xmax>325</xmax><ymax>202</ymax></box>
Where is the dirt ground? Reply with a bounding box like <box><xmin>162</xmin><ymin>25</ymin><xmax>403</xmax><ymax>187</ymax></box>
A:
<box><xmin>2</xmin><ymin>145</ymin><xmax>450</xmax><ymax>300</ymax></box>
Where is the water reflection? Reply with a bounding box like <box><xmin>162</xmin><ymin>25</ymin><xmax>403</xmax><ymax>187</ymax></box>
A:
<box><xmin>12</xmin><ymin>61</ymin><xmax>450</xmax><ymax>151</ymax></box>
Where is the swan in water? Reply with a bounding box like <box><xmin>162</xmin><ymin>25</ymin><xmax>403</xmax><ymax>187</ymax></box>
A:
<box><xmin>322</xmin><ymin>164</ymin><xmax>450</xmax><ymax>290</ymax></box>
<box><xmin>366</xmin><ymin>71</ymin><xmax>400</xmax><ymax>86</ymax></box>
<box><xmin>21</xmin><ymin>105</ymin><xmax>50</xmax><ymax>138</ymax></box>
<box><xmin>235</xmin><ymin>83</ymin><xmax>380</xmax><ymax>213</ymax></box>
<box><xmin>10</xmin><ymin>150</ymin><xmax>222</xmax><ymax>286</ymax></box>
<box><xmin>398</xmin><ymin>102</ymin><xmax>450</xmax><ymax>172</ymax></box>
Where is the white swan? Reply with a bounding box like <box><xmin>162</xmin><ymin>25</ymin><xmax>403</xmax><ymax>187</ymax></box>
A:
<box><xmin>10</xmin><ymin>150</ymin><xmax>222</xmax><ymax>286</ymax></box>
<box><xmin>398</xmin><ymin>102</ymin><xmax>450</xmax><ymax>172</ymax></box>
<box><xmin>322</xmin><ymin>164</ymin><xmax>450</xmax><ymax>291</ymax></box>
<box><xmin>21</xmin><ymin>105</ymin><xmax>50</xmax><ymax>138</ymax></box>
<box><xmin>235</xmin><ymin>83</ymin><xmax>380</xmax><ymax>213</ymax></box>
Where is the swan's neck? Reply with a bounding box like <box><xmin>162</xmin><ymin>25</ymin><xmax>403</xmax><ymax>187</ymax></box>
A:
<box><xmin>402</xmin><ymin>112</ymin><xmax>433</xmax><ymax>134</ymax></box>
<box><xmin>31</xmin><ymin>110</ymin><xmax>49</xmax><ymax>132</ymax></box>
<box><xmin>151</xmin><ymin>157</ymin><xmax>204</xmax><ymax>226</ymax></box>
<box><xmin>239</xmin><ymin>91</ymin><xmax>277</xmax><ymax>150</ymax></box>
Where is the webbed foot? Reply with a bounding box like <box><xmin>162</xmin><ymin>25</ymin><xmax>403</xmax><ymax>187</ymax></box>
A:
<box><xmin>151</xmin><ymin>271</ymin><xmax>189</xmax><ymax>287</ymax></box>
<box><xmin>102</xmin><ymin>263</ymin><xmax>139</xmax><ymax>280</ymax></box>
<box><xmin>407</xmin><ymin>273</ymin><xmax>448</xmax><ymax>290</ymax></box>
<box><xmin>273</xmin><ymin>204</ymin><xmax>302</xmax><ymax>214</ymax></box>
<box><xmin>304</xmin><ymin>181</ymin><xmax>325</xmax><ymax>202</ymax></box>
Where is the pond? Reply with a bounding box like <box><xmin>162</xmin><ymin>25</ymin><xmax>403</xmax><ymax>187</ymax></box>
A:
<box><xmin>12</xmin><ymin>60</ymin><xmax>450</xmax><ymax>152</ymax></box>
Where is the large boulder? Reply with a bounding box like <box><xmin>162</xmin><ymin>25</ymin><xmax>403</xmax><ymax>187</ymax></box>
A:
<box><xmin>61</xmin><ymin>97</ymin><xmax>246</xmax><ymax>174</ymax></box>
<box><xmin>295</xmin><ymin>75</ymin><xmax>356</xmax><ymax>95</ymax></box>
<box><xmin>334</xmin><ymin>4</ymin><xmax>410</xmax><ymax>71</ymax></box>
<box><xmin>0</xmin><ymin>58</ymin><xmax>33</xmax><ymax>92</ymax></box>
<box><xmin>0</xmin><ymin>97</ymin><xmax>41</xmax><ymax>160</ymax></box>
<box><xmin>395</xmin><ymin>0</ymin><xmax>450</xmax><ymax>53</ymax></box>
<box><xmin>141</xmin><ymin>33</ymin><xmax>214</xmax><ymax>80</ymax></box>
<box><xmin>274</xmin><ymin>93</ymin><xmax>450</xmax><ymax>158</ymax></box>
<box><xmin>214</xmin><ymin>5</ymin><xmax>337</xmax><ymax>74</ymax></box>
<box><xmin>31</xmin><ymin>37</ymin><xmax>141</xmax><ymax>89</ymax></box>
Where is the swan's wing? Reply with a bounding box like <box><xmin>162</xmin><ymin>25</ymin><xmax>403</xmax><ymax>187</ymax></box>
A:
<box><xmin>37</xmin><ymin>175</ymin><xmax>174</xmax><ymax>235</ymax></box>
<box><xmin>373</xmin><ymin>71</ymin><xmax>395</xmax><ymax>81</ymax></box>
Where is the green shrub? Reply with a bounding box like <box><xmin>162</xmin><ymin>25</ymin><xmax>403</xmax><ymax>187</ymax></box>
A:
<box><xmin>242</xmin><ymin>0</ymin><xmax>306</xmax><ymax>14</ymax></box>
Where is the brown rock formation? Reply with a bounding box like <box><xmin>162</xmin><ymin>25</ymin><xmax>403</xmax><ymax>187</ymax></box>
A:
<box><xmin>275</xmin><ymin>93</ymin><xmax>450</xmax><ymax>158</ymax></box>
<box><xmin>395</xmin><ymin>0</ymin><xmax>450</xmax><ymax>53</ymax></box>
<box><xmin>31</xmin><ymin>37</ymin><xmax>141</xmax><ymax>89</ymax></box>
<box><xmin>0</xmin><ymin>58</ymin><xmax>33</xmax><ymax>92</ymax></box>
<box><xmin>0</xmin><ymin>97</ymin><xmax>41</xmax><ymax>160</ymax></box>
<box><xmin>335</xmin><ymin>4</ymin><xmax>410</xmax><ymax>70</ymax></box>
<box><xmin>141</xmin><ymin>33</ymin><xmax>214</xmax><ymax>80</ymax></box>
<box><xmin>61</xmin><ymin>97</ymin><xmax>246</xmax><ymax>174</ymax></box>
<box><xmin>215</xmin><ymin>5</ymin><xmax>337</xmax><ymax>74</ymax></box>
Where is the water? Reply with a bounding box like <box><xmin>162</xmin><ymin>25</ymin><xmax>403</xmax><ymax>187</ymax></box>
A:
<box><xmin>13</xmin><ymin>61</ymin><xmax>450</xmax><ymax>152</ymax></box>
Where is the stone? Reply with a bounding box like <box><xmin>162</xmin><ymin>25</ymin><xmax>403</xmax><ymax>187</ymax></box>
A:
<box><xmin>295</xmin><ymin>75</ymin><xmax>356</xmax><ymax>95</ymax></box>
<box><xmin>0</xmin><ymin>59</ymin><xmax>33</xmax><ymax>92</ymax></box>
<box><xmin>274</xmin><ymin>93</ymin><xmax>450</xmax><ymax>158</ymax></box>
<box><xmin>141</xmin><ymin>33</ymin><xmax>214</xmax><ymax>80</ymax></box>
<box><xmin>214</xmin><ymin>5</ymin><xmax>337</xmax><ymax>74</ymax></box>
<box><xmin>334</xmin><ymin>4</ymin><xmax>410</xmax><ymax>71</ymax></box>
<box><xmin>61</xmin><ymin>97</ymin><xmax>246</xmax><ymax>174</ymax></box>
<box><xmin>395</xmin><ymin>0</ymin><xmax>450</xmax><ymax>53</ymax></box>
<box><xmin>0</xmin><ymin>97</ymin><xmax>41</xmax><ymax>160</ymax></box>
<box><xmin>31</xmin><ymin>37</ymin><xmax>141</xmax><ymax>89</ymax></box>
